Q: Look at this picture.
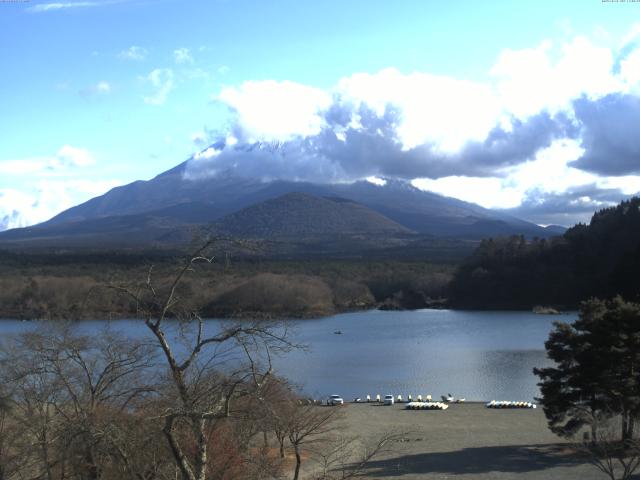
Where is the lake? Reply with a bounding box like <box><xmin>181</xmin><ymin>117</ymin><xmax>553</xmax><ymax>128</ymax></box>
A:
<box><xmin>278</xmin><ymin>309</ymin><xmax>575</xmax><ymax>402</ymax></box>
<box><xmin>0</xmin><ymin>309</ymin><xmax>575</xmax><ymax>402</ymax></box>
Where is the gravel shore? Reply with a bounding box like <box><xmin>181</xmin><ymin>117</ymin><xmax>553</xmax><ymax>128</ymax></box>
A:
<box><xmin>327</xmin><ymin>402</ymin><xmax>614</xmax><ymax>479</ymax></box>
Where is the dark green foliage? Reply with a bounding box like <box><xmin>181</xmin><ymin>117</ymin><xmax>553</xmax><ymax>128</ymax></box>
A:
<box><xmin>535</xmin><ymin>297</ymin><xmax>640</xmax><ymax>441</ymax></box>
<box><xmin>451</xmin><ymin>197</ymin><xmax>640</xmax><ymax>309</ymax></box>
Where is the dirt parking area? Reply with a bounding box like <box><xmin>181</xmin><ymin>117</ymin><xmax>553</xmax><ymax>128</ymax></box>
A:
<box><xmin>328</xmin><ymin>402</ymin><xmax>622</xmax><ymax>479</ymax></box>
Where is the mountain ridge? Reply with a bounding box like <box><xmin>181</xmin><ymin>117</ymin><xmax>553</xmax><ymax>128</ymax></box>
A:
<box><xmin>0</xmin><ymin>144</ymin><xmax>565</xmax><ymax>252</ymax></box>
<box><xmin>214</xmin><ymin>192</ymin><xmax>412</xmax><ymax>238</ymax></box>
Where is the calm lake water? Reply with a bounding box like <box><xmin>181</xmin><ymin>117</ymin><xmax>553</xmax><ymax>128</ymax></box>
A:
<box><xmin>0</xmin><ymin>309</ymin><xmax>575</xmax><ymax>402</ymax></box>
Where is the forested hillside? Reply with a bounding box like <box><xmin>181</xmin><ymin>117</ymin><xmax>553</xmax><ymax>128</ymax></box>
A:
<box><xmin>450</xmin><ymin>197</ymin><xmax>640</xmax><ymax>309</ymax></box>
<box><xmin>0</xmin><ymin>253</ymin><xmax>453</xmax><ymax>320</ymax></box>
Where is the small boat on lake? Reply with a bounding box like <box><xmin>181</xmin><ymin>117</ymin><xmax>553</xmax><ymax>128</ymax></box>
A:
<box><xmin>334</xmin><ymin>330</ymin><xmax>343</xmax><ymax>335</ymax></box>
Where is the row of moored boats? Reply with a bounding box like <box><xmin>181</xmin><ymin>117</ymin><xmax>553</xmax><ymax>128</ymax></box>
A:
<box><xmin>355</xmin><ymin>395</ymin><xmax>537</xmax><ymax>410</ymax></box>
<box><xmin>405</xmin><ymin>401</ymin><xmax>449</xmax><ymax>410</ymax></box>
<box><xmin>485</xmin><ymin>400</ymin><xmax>536</xmax><ymax>409</ymax></box>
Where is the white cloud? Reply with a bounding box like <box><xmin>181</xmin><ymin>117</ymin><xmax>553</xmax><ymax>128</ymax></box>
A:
<box><xmin>0</xmin><ymin>159</ymin><xmax>48</xmax><ymax>176</ymax></box>
<box><xmin>79</xmin><ymin>81</ymin><xmax>112</xmax><ymax>96</ymax></box>
<box><xmin>218</xmin><ymin>69</ymin><xmax>502</xmax><ymax>153</ymax></box>
<box><xmin>597</xmin><ymin>175</ymin><xmax>640</xmax><ymax>195</ymax></box>
<box><xmin>491</xmin><ymin>37</ymin><xmax>621</xmax><ymax>119</ymax></box>
<box><xmin>620</xmin><ymin>49</ymin><xmax>640</xmax><ymax>88</ymax></box>
<box><xmin>490</xmin><ymin>41</ymin><xmax>556</xmax><ymax>118</ymax></box>
<box><xmin>173</xmin><ymin>48</ymin><xmax>194</xmax><ymax>65</ymax></box>
<box><xmin>0</xmin><ymin>145</ymin><xmax>116</xmax><ymax>230</ymax></box>
<box><xmin>193</xmin><ymin>147</ymin><xmax>220</xmax><ymax>161</ymax></box>
<box><xmin>336</xmin><ymin>68</ymin><xmax>501</xmax><ymax>152</ymax></box>
<box><xmin>218</xmin><ymin>80</ymin><xmax>333</xmax><ymax>141</ymax></box>
<box><xmin>95</xmin><ymin>81</ymin><xmax>111</xmax><ymax>93</ymax></box>
<box><xmin>0</xmin><ymin>189</ymin><xmax>41</xmax><ymax>230</ymax></box>
<box><xmin>0</xmin><ymin>179</ymin><xmax>121</xmax><ymax>230</ymax></box>
<box><xmin>118</xmin><ymin>46</ymin><xmax>148</xmax><ymax>61</ymax></box>
<box><xmin>505</xmin><ymin>140</ymin><xmax>591</xmax><ymax>195</ymax></box>
<box><xmin>28</xmin><ymin>2</ymin><xmax>99</xmax><ymax>12</ymax></box>
<box><xmin>205</xmin><ymin>27</ymin><xmax>640</xmax><ymax>219</ymax></box>
<box><xmin>143</xmin><ymin>68</ymin><xmax>174</xmax><ymax>105</ymax></box>
<box><xmin>413</xmin><ymin>176</ymin><xmax>523</xmax><ymax>209</ymax></box>
<box><xmin>56</xmin><ymin>145</ymin><xmax>95</xmax><ymax>167</ymax></box>
<box><xmin>214</xmin><ymin>32</ymin><xmax>635</xmax><ymax>156</ymax></box>
<box><xmin>0</xmin><ymin>145</ymin><xmax>95</xmax><ymax>176</ymax></box>
<box><xmin>365</xmin><ymin>176</ymin><xmax>387</xmax><ymax>186</ymax></box>
<box><xmin>28</xmin><ymin>0</ymin><xmax>133</xmax><ymax>12</ymax></box>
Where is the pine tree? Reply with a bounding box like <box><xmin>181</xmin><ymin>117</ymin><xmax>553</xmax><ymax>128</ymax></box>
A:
<box><xmin>535</xmin><ymin>297</ymin><xmax>640</xmax><ymax>441</ymax></box>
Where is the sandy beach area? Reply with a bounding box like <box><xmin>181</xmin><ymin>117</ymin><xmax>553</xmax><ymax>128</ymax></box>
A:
<box><xmin>314</xmin><ymin>402</ymin><xmax>620</xmax><ymax>480</ymax></box>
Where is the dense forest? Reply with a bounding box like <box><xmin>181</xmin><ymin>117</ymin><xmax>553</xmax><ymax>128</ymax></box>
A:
<box><xmin>450</xmin><ymin>197</ymin><xmax>640</xmax><ymax>309</ymax></box>
<box><xmin>0</xmin><ymin>253</ymin><xmax>453</xmax><ymax>320</ymax></box>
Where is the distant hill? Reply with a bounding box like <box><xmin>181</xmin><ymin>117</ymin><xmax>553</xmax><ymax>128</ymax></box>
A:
<box><xmin>215</xmin><ymin>192</ymin><xmax>411</xmax><ymax>238</ymax></box>
<box><xmin>0</xmin><ymin>143</ymin><xmax>559</xmax><ymax>253</ymax></box>
<box><xmin>450</xmin><ymin>197</ymin><xmax>640</xmax><ymax>309</ymax></box>
<box><xmin>0</xmin><ymin>209</ymin><xmax>196</xmax><ymax>249</ymax></box>
<box><xmin>543</xmin><ymin>225</ymin><xmax>567</xmax><ymax>235</ymax></box>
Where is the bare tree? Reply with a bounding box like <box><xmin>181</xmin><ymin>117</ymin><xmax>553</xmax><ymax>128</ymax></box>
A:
<box><xmin>1</xmin><ymin>339</ymin><xmax>66</xmax><ymax>480</ymax></box>
<box><xmin>254</xmin><ymin>377</ymin><xmax>299</xmax><ymax>459</ymax></box>
<box><xmin>0</xmin><ymin>325</ymin><xmax>158</xmax><ymax>480</ymax></box>
<box><xmin>576</xmin><ymin>415</ymin><xmax>640</xmax><ymax>480</ymax></box>
<box><xmin>310</xmin><ymin>431</ymin><xmax>406</xmax><ymax>480</ymax></box>
<box><xmin>110</xmin><ymin>242</ymin><xmax>295</xmax><ymax>480</ymax></box>
<box><xmin>0</xmin><ymin>392</ymin><xmax>23</xmax><ymax>480</ymax></box>
<box><xmin>286</xmin><ymin>404</ymin><xmax>342</xmax><ymax>480</ymax></box>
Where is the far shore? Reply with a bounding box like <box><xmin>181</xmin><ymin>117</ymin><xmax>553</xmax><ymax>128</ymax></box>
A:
<box><xmin>0</xmin><ymin>304</ymin><xmax>577</xmax><ymax>322</ymax></box>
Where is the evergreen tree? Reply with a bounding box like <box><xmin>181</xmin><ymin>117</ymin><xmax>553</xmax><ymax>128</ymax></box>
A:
<box><xmin>451</xmin><ymin>196</ymin><xmax>640</xmax><ymax>309</ymax></box>
<box><xmin>535</xmin><ymin>297</ymin><xmax>640</xmax><ymax>441</ymax></box>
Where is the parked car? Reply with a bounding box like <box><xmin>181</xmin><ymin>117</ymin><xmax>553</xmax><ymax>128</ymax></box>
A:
<box><xmin>327</xmin><ymin>394</ymin><xmax>344</xmax><ymax>406</ymax></box>
<box><xmin>383</xmin><ymin>394</ymin><xmax>394</xmax><ymax>405</ymax></box>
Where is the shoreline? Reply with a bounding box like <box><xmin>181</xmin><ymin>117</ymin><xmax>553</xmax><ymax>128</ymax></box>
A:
<box><xmin>0</xmin><ymin>304</ymin><xmax>577</xmax><ymax>322</ymax></box>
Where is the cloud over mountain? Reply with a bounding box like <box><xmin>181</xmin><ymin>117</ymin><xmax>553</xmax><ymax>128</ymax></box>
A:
<box><xmin>183</xmin><ymin>33</ymin><xmax>640</xmax><ymax>225</ymax></box>
<box><xmin>503</xmin><ymin>184</ymin><xmax>632</xmax><ymax>227</ymax></box>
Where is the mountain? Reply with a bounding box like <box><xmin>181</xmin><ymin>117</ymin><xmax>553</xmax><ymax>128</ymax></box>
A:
<box><xmin>543</xmin><ymin>224</ymin><xmax>568</xmax><ymax>235</ymax></box>
<box><xmin>0</xmin><ymin>210</ymin><xmax>196</xmax><ymax>249</ymax></box>
<box><xmin>450</xmin><ymin>197</ymin><xmax>640</xmax><ymax>309</ymax></box>
<box><xmin>0</xmin><ymin>143</ymin><xmax>558</xmax><ymax>252</ymax></box>
<box><xmin>214</xmin><ymin>192</ymin><xmax>411</xmax><ymax>238</ymax></box>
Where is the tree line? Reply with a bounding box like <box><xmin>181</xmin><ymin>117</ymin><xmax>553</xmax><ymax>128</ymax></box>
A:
<box><xmin>450</xmin><ymin>197</ymin><xmax>640</xmax><ymax>309</ymax></box>
<box><xmin>0</xmin><ymin>257</ymin><xmax>452</xmax><ymax>320</ymax></box>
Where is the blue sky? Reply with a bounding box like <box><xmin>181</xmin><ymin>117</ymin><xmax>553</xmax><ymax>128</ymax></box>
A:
<box><xmin>1</xmin><ymin>0</ymin><xmax>640</xmax><ymax>228</ymax></box>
